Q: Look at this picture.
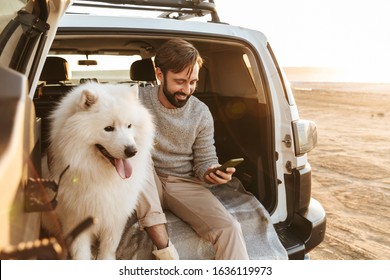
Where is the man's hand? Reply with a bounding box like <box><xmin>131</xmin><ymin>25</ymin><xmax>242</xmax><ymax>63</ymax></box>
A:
<box><xmin>204</xmin><ymin>164</ymin><xmax>235</xmax><ymax>185</ymax></box>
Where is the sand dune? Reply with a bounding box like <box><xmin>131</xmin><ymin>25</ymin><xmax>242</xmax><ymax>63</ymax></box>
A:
<box><xmin>292</xmin><ymin>82</ymin><xmax>390</xmax><ymax>260</ymax></box>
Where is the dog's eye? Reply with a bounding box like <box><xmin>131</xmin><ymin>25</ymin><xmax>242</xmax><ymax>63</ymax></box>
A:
<box><xmin>104</xmin><ymin>126</ymin><xmax>115</xmax><ymax>132</ymax></box>
<box><xmin>128</xmin><ymin>124</ymin><xmax>132</xmax><ymax>129</ymax></box>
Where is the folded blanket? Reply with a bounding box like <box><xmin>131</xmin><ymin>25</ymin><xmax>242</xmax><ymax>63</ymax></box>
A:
<box><xmin>116</xmin><ymin>178</ymin><xmax>288</xmax><ymax>260</ymax></box>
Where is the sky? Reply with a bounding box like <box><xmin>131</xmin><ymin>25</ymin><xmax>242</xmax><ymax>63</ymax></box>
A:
<box><xmin>64</xmin><ymin>0</ymin><xmax>390</xmax><ymax>82</ymax></box>
<box><xmin>216</xmin><ymin>0</ymin><xmax>390</xmax><ymax>82</ymax></box>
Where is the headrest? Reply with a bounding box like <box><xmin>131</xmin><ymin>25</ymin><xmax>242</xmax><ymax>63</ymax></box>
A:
<box><xmin>40</xmin><ymin>57</ymin><xmax>72</xmax><ymax>84</ymax></box>
<box><xmin>130</xmin><ymin>59</ymin><xmax>156</xmax><ymax>82</ymax></box>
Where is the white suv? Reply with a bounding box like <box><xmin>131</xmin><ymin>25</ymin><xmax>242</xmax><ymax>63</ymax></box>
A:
<box><xmin>0</xmin><ymin>0</ymin><xmax>325</xmax><ymax>259</ymax></box>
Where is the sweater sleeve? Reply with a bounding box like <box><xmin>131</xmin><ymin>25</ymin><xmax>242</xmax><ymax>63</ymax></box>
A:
<box><xmin>192</xmin><ymin>107</ymin><xmax>219</xmax><ymax>181</ymax></box>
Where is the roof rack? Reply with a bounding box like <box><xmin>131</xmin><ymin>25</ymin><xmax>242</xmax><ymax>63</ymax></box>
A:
<box><xmin>71</xmin><ymin>0</ymin><xmax>221</xmax><ymax>23</ymax></box>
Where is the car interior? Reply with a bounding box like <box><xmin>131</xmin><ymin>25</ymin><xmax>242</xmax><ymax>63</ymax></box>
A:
<box><xmin>34</xmin><ymin>34</ymin><xmax>277</xmax><ymax>212</ymax></box>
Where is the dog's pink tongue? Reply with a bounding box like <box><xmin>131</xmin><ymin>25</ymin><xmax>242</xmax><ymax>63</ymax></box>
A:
<box><xmin>114</xmin><ymin>159</ymin><xmax>133</xmax><ymax>179</ymax></box>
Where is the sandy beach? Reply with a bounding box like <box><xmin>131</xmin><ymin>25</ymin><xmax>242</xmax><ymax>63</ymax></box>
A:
<box><xmin>291</xmin><ymin>82</ymin><xmax>390</xmax><ymax>260</ymax></box>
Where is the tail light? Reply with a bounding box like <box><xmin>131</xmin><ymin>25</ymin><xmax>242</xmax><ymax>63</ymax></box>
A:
<box><xmin>292</xmin><ymin>120</ymin><xmax>318</xmax><ymax>156</ymax></box>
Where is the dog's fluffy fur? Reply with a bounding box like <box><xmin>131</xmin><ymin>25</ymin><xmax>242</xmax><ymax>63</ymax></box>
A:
<box><xmin>43</xmin><ymin>83</ymin><xmax>154</xmax><ymax>259</ymax></box>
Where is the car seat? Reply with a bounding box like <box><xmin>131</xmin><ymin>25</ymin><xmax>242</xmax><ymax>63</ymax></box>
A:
<box><xmin>130</xmin><ymin>58</ymin><xmax>156</xmax><ymax>86</ymax></box>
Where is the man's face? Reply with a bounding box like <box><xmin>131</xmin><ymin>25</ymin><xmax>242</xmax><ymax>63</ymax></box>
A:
<box><xmin>158</xmin><ymin>63</ymin><xmax>199</xmax><ymax>108</ymax></box>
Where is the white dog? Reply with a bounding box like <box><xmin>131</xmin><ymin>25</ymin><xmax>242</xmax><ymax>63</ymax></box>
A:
<box><xmin>43</xmin><ymin>82</ymin><xmax>154</xmax><ymax>259</ymax></box>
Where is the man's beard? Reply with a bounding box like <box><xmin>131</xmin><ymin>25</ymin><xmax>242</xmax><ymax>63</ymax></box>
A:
<box><xmin>162</xmin><ymin>78</ymin><xmax>191</xmax><ymax>108</ymax></box>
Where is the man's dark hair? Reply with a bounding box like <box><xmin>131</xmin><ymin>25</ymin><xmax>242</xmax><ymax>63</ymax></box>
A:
<box><xmin>154</xmin><ymin>39</ymin><xmax>203</xmax><ymax>76</ymax></box>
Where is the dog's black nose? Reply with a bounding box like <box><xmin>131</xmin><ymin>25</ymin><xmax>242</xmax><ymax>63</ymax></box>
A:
<box><xmin>124</xmin><ymin>146</ymin><xmax>137</xmax><ymax>158</ymax></box>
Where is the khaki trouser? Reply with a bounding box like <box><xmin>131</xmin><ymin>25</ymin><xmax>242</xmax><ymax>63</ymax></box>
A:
<box><xmin>136</xmin><ymin>166</ymin><xmax>249</xmax><ymax>260</ymax></box>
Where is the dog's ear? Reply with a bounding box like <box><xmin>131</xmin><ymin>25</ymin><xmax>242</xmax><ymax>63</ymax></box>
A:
<box><xmin>80</xmin><ymin>89</ymin><xmax>98</xmax><ymax>109</ymax></box>
<box><xmin>130</xmin><ymin>84</ymin><xmax>139</xmax><ymax>99</ymax></box>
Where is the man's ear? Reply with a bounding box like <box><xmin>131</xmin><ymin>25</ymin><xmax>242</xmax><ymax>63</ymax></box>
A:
<box><xmin>80</xmin><ymin>89</ymin><xmax>98</xmax><ymax>109</ymax></box>
<box><xmin>155</xmin><ymin>67</ymin><xmax>164</xmax><ymax>83</ymax></box>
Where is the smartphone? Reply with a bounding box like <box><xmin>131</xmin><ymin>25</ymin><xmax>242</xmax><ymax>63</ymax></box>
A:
<box><xmin>212</xmin><ymin>158</ymin><xmax>244</xmax><ymax>173</ymax></box>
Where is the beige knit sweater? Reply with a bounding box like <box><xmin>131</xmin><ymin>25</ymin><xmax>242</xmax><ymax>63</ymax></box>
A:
<box><xmin>139</xmin><ymin>85</ymin><xmax>218</xmax><ymax>181</ymax></box>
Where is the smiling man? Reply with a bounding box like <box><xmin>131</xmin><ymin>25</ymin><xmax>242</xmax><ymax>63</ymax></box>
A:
<box><xmin>136</xmin><ymin>39</ymin><xmax>249</xmax><ymax>260</ymax></box>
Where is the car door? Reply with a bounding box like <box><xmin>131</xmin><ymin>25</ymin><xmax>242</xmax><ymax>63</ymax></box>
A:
<box><xmin>0</xmin><ymin>0</ymin><xmax>71</xmax><ymax>259</ymax></box>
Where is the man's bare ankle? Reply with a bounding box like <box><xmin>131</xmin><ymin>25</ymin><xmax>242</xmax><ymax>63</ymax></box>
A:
<box><xmin>145</xmin><ymin>224</ymin><xmax>169</xmax><ymax>249</ymax></box>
